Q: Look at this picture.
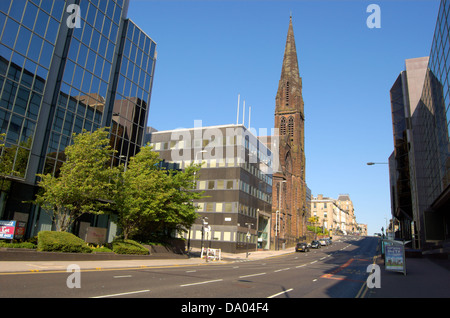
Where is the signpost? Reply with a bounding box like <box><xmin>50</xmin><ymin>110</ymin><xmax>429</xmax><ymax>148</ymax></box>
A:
<box><xmin>0</xmin><ymin>220</ymin><xmax>16</xmax><ymax>240</ymax></box>
<box><xmin>385</xmin><ymin>245</ymin><xmax>406</xmax><ymax>275</ymax></box>
<box><xmin>382</xmin><ymin>239</ymin><xmax>408</xmax><ymax>275</ymax></box>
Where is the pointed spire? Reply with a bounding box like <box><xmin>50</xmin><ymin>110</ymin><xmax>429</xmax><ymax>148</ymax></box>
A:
<box><xmin>280</xmin><ymin>15</ymin><xmax>300</xmax><ymax>83</ymax></box>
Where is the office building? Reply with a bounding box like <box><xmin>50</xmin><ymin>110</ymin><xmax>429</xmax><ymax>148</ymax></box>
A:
<box><xmin>0</xmin><ymin>0</ymin><xmax>156</xmax><ymax>240</ymax></box>
<box><xmin>148</xmin><ymin>124</ymin><xmax>273</xmax><ymax>253</ymax></box>
<box><xmin>389</xmin><ymin>0</ymin><xmax>450</xmax><ymax>249</ymax></box>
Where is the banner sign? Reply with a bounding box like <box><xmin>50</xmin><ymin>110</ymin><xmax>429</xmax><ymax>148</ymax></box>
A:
<box><xmin>0</xmin><ymin>220</ymin><xmax>16</xmax><ymax>240</ymax></box>
<box><xmin>14</xmin><ymin>221</ymin><xmax>27</xmax><ymax>240</ymax></box>
<box><xmin>385</xmin><ymin>244</ymin><xmax>406</xmax><ymax>275</ymax></box>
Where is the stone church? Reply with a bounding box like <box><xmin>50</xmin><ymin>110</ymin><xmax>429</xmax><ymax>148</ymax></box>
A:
<box><xmin>271</xmin><ymin>16</ymin><xmax>308</xmax><ymax>249</ymax></box>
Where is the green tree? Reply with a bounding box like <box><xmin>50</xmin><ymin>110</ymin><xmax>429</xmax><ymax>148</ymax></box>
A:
<box><xmin>33</xmin><ymin>128</ymin><xmax>118</xmax><ymax>232</ymax></box>
<box><xmin>114</xmin><ymin>146</ymin><xmax>203</xmax><ymax>241</ymax></box>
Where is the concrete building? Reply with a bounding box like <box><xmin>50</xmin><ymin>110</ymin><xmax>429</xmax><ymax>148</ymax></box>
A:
<box><xmin>148</xmin><ymin>124</ymin><xmax>273</xmax><ymax>253</ymax></box>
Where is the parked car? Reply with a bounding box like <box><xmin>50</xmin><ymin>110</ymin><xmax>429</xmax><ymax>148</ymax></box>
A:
<box><xmin>310</xmin><ymin>240</ymin><xmax>321</xmax><ymax>249</ymax></box>
<box><xmin>326</xmin><ymin>238</ymin><xmax>332</xmax><ymax>245</ymax></box>
<box><xmin>319</xmin><ymin>239</ymin><xmax>328</xmax><ymax>246</ymax></box>
<box><xmin>295</xmin><ymin>242</ymin><xmax>310</xmax><ymax>252</ymax></box>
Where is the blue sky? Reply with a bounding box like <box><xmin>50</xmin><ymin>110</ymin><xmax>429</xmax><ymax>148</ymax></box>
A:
<box><xmin>127</xmin><ymin>0</ymin><xmax>440</xmax><ymax>235</ymax></box>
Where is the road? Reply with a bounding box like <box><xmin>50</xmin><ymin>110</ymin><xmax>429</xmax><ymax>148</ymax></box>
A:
<box><xmin>0</xmin><ymin>236</ymin><xmax>378</xmax><ymax>299</ymax></box>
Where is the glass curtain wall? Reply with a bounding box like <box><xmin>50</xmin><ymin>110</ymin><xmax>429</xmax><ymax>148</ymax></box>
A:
<box><xmin>0</xmin><ymin>0</ymin><xmax>65</xmax><ymax>178</ymax></box>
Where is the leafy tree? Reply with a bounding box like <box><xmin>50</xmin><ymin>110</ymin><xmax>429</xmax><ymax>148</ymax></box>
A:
<box><xmin>114</xmin><ymin>145</ymin><xmax>203</xmax><ymax>241</ymax></box>
<box><xmin>33</xmin><ymin>128</ymin><xmax>118</xmax><ymax>232</ymax></box>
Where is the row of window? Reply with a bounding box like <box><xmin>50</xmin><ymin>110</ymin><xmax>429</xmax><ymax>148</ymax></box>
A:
<box><xmin>186</xmin><ymin>229</ymin><xmax>257</xmax><ymax>244</ymax></box>
<box><xmin>197</xmin><ymin>178</ymin><xmax>271</xmax><ymax>204</ymax></box>
<box><xmin>195</xmin><ymin>201</ymin><xmax>265</xmax><ymax>218</ymax></box>
<box><xmin>280</xmin><ymin>116</ymin><xmax>295</xmax><ymax>137</ymax></box>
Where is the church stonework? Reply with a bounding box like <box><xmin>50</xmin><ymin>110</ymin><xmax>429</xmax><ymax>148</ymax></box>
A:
<box><xmin>271</xmin><ymin>17</ymin><xmax>307</xmax><ymax>249</ymax></box>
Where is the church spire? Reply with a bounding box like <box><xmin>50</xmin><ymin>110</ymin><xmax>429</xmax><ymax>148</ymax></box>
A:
<box><xmin>280</xmin><ymin>16</ymin><xmax>300</xmax><ymax>84</ymax></box>
<box><xmin>276</xmin><ymin>16</ymin><xmax>303</xmax><ymax>114</ymax></box>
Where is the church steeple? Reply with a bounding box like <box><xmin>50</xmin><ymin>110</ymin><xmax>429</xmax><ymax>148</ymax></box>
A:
<box><xmin>276</xmin><ymin>16</ymin><xmax>303</xmax><ymax>114</ymax></box>
<box><xmin>280</xmin><ymin>16</ymin><xmax>300</xmax><ymax>85</ymax></box>
<box><xmin>271</xmin><ymin>15</ymin><xmax>307</xmax><ymax>250</ymax></box>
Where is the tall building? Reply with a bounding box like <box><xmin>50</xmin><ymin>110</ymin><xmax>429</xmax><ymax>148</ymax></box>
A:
<box><xmin>148</xmin><ymin>124</ymin><xmax>273</xmax><ymax>253</ymax></box>
<box><xmin>388</xmin><ymin>57</ymin><xmax>429</xmax><ymax>244</ymax></box>
<box><xmin>0</xmin><ymin>0</ymin><xmax>156</xmax><ymax>240</ymax></box>
<box><xmin>389</xmin><ymin>0</ymin><xmax>450</xmax><ymax>250</ymax></box>
<box><xmin>272</xmin><ymin>16</ymin><xmax>307</xmax><ymax>249</ymax></box>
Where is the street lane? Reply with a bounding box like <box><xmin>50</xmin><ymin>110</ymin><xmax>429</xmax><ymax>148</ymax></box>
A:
<box><xmin>0</xmin><ymin>236</ymin><xmax>379</xmax><ymax>298</ymax></box>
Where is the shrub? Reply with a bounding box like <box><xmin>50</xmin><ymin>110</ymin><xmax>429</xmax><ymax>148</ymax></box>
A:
<box><xmin>92</xmin><ymin>246</ymin><xmax>113</xmax><ymax>253</ymax></box>
<box><xmin>0</xmin><ymin>241</ymin><xmax>37</xmax><ymax>249</ymax></box>
<box><xmin>112</xmin><ymin>239</ymin><xmax>149</xmax><ymax>255</ymax></box>
<box><xmin>37</xmin><ymin>231</ymin><xmax>92</xmax><ymax>253</ymax></box>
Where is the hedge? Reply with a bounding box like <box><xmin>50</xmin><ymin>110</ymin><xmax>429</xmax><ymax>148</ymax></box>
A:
<box><xmin>112</xmin><ymin>239</ymin><xmax>149</xmax><ymax>255</ymax></box>
<box><xmin>37</xmin><ymin>231</ymin><xmax>92</xmax><ymax>253</ymax></box>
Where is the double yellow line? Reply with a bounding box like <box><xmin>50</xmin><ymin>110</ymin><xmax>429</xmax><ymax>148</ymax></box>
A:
<box><xmin>355</xmin><ymin>243</ymin><xmax>381</xmax><ymax>298</ymax></box>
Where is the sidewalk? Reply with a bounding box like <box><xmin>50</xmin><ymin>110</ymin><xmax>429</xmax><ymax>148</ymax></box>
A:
<box><xmin>0</xmin><ymin>247</ymin><xmax>295</xmax><ymax>273</ymax></box>
<box><xmin>364</xmin><ymin>254</ymin><xmax>450</xmax><ymax>298</ymax></box>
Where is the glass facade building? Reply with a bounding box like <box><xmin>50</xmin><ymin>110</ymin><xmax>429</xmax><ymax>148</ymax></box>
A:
<box><xmin>389</xmin><ymin>0</ymin><xmax>450</xmax><ymax>248</ymax></box>
<box><xmin>0</xmin><ymin>0</ymin><xmax>156</xmax><ymax>239</ymax></box>
<box><xmin>415</xmin><ymin>0</ymin><xmax>450</xmax><ymax>245</ymax></box>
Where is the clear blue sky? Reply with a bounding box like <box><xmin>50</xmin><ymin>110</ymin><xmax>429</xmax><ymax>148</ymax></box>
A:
<box><xmin>127</xmin><ymin>0</ymin><xmax>440</xmax><ymax>235</ymax></box>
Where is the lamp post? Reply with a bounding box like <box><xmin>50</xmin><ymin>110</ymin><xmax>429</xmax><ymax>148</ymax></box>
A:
<box><xmin>276</xmin><ymin>180</ymin><xmax>287</xmax><ymax>250</ymax></box>
<box><xmin>201</xmin><ymin>216</ymin><xmax>208</xmax><ymax>259</ymax></box>
<box><xmin>245</xmin><ymin>222</ymin><xmax>254</xmax><ymax>258</ymax></box>
<box><xmin>187</xmin><ymin>150</ymin><xmax>207</xmax><ymax>258</ymax></box>
<box><xmin>367</xmin><ymin>161</ymin><xmax>391</xmax><ymax>239</ymax></box>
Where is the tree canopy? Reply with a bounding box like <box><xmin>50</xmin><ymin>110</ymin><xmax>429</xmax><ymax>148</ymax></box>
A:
<box><xmin>114</xmin><ymin>145</ymin><xmax>203</xmax><ymax>240</ymax></box>
<box><xmin>33</xmin><ymin>128</ymin><xmax>204</xmax><ymax>241</ymax></box>
<box><xmin>33</xmin><ymin>128</ymin><xmax>118</xmax><ymax>232</ymax></box>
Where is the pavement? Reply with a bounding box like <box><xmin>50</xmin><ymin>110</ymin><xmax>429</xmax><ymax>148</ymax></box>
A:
<box><xmin>1</xmin><ymin>241</ymin><xmax>449</xmax><ymax>298</ymax></box>
<box><xmin>0</xmin><ymin>247</ymin><xmax>297</xmax><ymax>274</ymax></box>
<box><xmin>362</xmin><ymin>252</ymin><xmax>450</xmax><ymax>298</ymax></box>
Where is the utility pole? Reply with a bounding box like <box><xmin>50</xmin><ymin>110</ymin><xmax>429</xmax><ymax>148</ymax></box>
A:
<box><xmin>245</xmin><ymin>222</ymin><xmax>254</xmax><ymax>258</ymax></box>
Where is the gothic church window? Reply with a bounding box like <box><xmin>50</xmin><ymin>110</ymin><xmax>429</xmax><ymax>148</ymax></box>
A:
<box><xmin>285</xmin><ymin>82</ymin><xmax>289</xmax><ymax>106</ymax></box>
<box><xmin>280</xmin><ymin>116</ymin><xmax>286</xmax><ymax>135</ymax></box>
<box><xmin>288</xmin><ymin>116</ymin><xmax>294</xmax><ymax>137</ymax></box>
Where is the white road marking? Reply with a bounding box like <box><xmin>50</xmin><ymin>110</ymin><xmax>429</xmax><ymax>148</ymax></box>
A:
<box><xmin>268</xmin><ymin>288</ymin><xmax>293</xmax><ymax>298</ymax></box>
<box><xmin>180</xmin><ymin>279</ymin><xmax>223</xmax><ymax>287</ymax></box>
<box><xmin>239</xmin><ymin>272</ymin><xmax>266</xmax><ymax>279</ymax></box>
<box><xmin>91</xmin><ymin>289</ymin><xmax>150</xmax><ymax>298</ymax></box>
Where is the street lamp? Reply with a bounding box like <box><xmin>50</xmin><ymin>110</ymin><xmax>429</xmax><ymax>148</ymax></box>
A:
<box><xmin>366</xmin><ymin>162</ymin><xmax>388</xmax><ymax>165</ymax></box>
<box><xmin>187</xmin><ymin>150</ymin><xmax>207</xmax><ymax>258</ymax></box>
<box><xmin>245</xmin><ymin>222</ymin><xmax>254</xmax><ymax>258</ymax></box>
<box><xmin>276</xmin><ymin>180</ymin><xmax>287</xmax><ymax>251</ymax></box>
<box><xmin>201</xmin><ymin>216</ymin><xmax>209</xmax><ymax>260</ymax></box>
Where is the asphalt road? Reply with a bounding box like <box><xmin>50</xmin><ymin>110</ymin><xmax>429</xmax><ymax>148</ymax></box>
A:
<box><xmin>0</xmin><ymin>236</ymin><xmax>378</xmax><ymax>299</ymax></box>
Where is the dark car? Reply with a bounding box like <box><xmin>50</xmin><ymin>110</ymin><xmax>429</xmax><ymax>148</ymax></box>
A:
<box><xmin>295</xmin><ymin>242</ymin><xmax>310</xmax><ymax>252</ymax></box>
<box><xmin>310</xmin><ymin>240</ymin><xmax>321</xmax><ymax>249</ymax></box>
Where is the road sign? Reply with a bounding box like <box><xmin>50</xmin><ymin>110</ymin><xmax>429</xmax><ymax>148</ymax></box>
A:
<box><xmin>383</xmin><ymin>239</ymin><xmax>408</xmax><ymax>275</ymax></box>
<box><xmin>0</xmin><ymin>220</ymin><xmax>16</xmax><ymax>239</ymax></box>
